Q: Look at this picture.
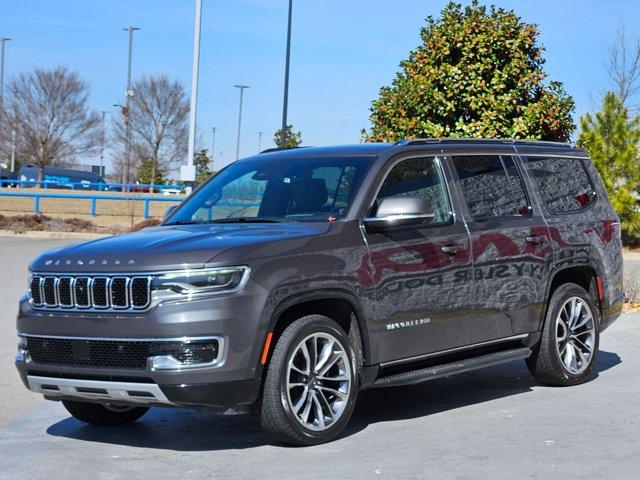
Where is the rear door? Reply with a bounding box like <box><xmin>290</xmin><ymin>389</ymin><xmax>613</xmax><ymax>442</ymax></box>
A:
<box><xmin>362</xmin><ymin>154</ymin><xmax>475</xmax><ymax>363</ymax></box>
<box><xmin>448</xmin><ymin>153</ymin><xmax>554</xmax><ymax>338</ymax></box>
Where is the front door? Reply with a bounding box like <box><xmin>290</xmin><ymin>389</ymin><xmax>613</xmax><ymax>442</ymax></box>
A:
<box><xmin>361</xmin><ymin>154</ymin><xmax>474</xmax><ymax>364</ymax></box>
<box><xmin>449</xmin><ymin>154</ymin><xmax>554</xmax><ymax>339</ymax></box>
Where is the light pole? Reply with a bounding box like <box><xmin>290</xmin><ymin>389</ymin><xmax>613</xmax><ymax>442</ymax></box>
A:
<box><xmin>211</xmin><ymin>126</ymin><xmax>217</xmax><ymax>169</ymax></box>
<box><xmin>99</xmin><ymin>110</ymin><xmax>107</xmax><ymax>178</ymax></box>
<box><xmin>122</xmin><ymin>26</ymin><xmax>140</xmax><ymax>190</ymax></box>
<box><xmin>181</xmin><ymin>0</ymin><xmax>202</xmax><ymax>183</ymax></box>
<box><xmin>234</xmin><ymin>84</ymin><xmax>249</xmax><ymax>160</ymax></box>
<box><xmin>0</xmin><ymin>37</ymin><xmax>11</xmax><ymax>139</ymax></box>
<box><xmin>279</xmin><ymin>0</ymin><xmax>293</xmax><ymax>148</ymax></box>
<box><xmin>258</xmin><ymin>131</ymin><xmax>263</xmax><ymax>152</ymax></box>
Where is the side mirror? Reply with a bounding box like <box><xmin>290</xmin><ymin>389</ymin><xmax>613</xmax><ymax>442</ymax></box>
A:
<box><xmin>163</xmin><ymin>205</ymin><xmax>179</xmax><ymax>222</ymax></box>
<box><xmin>364</xmin><ymin>196</ymin><xmax>435</xmax><ymax>230</ymax></box>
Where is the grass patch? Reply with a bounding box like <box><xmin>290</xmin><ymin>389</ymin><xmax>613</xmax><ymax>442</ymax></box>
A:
<box><xmin>0</xmin><ymin>214</ymin><xmax>160</xmax><ymax>235</ymax></box>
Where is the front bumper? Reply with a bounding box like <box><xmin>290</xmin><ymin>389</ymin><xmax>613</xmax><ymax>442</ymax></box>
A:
<box><xmin>19</xmin><ymin>371</ymin><xmax>260</xmax><ymax>409</ymax></box>
<box><xmin>15</xmin><ymin>278</ymin><xmax>270</xmax><ymax>409</ymax></box>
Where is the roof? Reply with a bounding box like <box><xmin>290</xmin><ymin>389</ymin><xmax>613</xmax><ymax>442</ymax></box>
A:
<box><xmin>246</xmin><ymin>143</ymin><xmax>394</xmax><ymax>160</ymax></box>
<box><xmin>239</xmin><ymin>138</ymin><xmax>586</xmax><ymax>163</ymax></box>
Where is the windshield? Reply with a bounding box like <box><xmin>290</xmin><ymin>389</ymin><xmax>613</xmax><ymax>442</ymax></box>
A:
<box><xmin>165</xmin><ymin>155</ymin><xmax>375</xmax><ymax>224</ymax></box>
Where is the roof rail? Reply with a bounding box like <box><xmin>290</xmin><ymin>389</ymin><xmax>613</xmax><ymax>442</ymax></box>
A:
<box><xmin>259</xmin><ymin>146</ymin><xmax>311</xmax><ymax>154</ymax></box>
<box><xmin>395</xmin><ymin>138</ymin><xmax>573</xmax><ymax>148</ymax></box>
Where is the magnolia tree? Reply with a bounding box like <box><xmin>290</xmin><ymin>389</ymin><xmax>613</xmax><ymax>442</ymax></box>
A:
<box><xmin>364</xmin><ymin>1</ymin><xmax>575</xmax><ymax>142</ymax></box>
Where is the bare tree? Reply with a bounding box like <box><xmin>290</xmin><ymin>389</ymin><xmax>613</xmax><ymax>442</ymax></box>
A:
<box><xmin>2</xmin><ymin>66</ymin><xmax>101</xmax><ymax>180</ymax></box>
<box><xmin>607</xmin><ymin>22</ymin><xmax>640</xmax><ymax>111</ymax></box>
<box><xmin>112</xmin><ymin>75</ymin><xmax>189</xmax><ymax>191</ymax></box>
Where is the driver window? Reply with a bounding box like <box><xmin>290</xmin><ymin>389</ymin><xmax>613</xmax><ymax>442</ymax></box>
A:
<box><xmin>376</xmin><ymin>156</ymin><xmax>452</xmax><ymax>224</ymax></box>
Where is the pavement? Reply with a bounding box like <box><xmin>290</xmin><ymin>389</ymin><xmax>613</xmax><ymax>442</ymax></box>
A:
<box><xmin>0</xmin><ymin>237</ymin><xmax>639</xmax><ymax>479</ymax></box>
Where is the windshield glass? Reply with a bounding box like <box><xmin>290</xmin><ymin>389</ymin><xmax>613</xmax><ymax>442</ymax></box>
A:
<box><xmin>165</xmin><ymin>155</ymin><xmax>375</xmax><ymax>224</ymax></box>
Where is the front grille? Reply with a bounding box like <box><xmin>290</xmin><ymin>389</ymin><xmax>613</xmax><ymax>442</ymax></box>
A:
<box><xmin>27</xmin><ymin>337</ymin><xmax>152</xmax><ymax>369</ymax></box>
<box><xmin>29</xmin><ymin>274</ymin><xmax>151</xmax><ymax>311</ymax></box>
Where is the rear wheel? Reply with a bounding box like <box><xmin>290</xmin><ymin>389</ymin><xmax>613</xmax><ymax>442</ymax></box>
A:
<box><xmin>526</xmin><ymin>283</ymin><xmax>599</xmax><ymax>386</ymax></box>
<box><xmin>62</xmin><ymin>400</ymin><xmax>149</xmax><ymax>426</ymax></box>
<box><xmin>254</xmin><ymin>315</ymin><xmax>359</xmax><ymax>446</ymax></box>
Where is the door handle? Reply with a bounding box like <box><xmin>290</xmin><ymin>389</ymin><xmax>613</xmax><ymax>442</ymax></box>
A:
<box><xmin>441</xmin><ymin>245</ymin><xmax>464</xmax><ymax>255</ymax></box>
<box><xmin>525</xmin><ymin>235</ymin><xmax>545</xmax><ymax>245</ymax></box>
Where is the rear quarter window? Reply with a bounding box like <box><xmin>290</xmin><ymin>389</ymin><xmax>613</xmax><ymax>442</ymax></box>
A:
<box><xmin>526</xmin><ymin>157</ymin><xmax>596</xmax><ymax>214</ymax></box>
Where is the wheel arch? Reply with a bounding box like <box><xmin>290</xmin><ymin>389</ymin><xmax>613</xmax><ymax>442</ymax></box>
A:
<box><xmin>540</xmin><ymin>260</ymin><xmax>603</xmax><ymax>330</ymax></box>
<box><xmin>261</xmin><ymin>288</ymin><xmax>371</xmax><ymax>376</ymax></box>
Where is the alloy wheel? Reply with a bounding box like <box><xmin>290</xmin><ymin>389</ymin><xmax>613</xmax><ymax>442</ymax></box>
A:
<box><xmin>556</xmin><ymin>296</ymin><xmax>596</xmax><ymax>375</ymax></box>
<box><xmin>285</xmin><ymin>332</ymin><xmax>351</xmax><ymax>431</ymax></box>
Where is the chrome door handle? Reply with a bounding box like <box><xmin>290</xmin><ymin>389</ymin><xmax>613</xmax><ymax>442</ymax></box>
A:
<box><xmin>525</xmin><ymin>235</ymin><xmax>545</xmax><ymax>245</ymax></box>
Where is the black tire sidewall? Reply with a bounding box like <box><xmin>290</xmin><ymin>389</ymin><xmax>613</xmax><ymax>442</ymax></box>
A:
<box><xmin>276</xmin><ymin>316</ymin><xmax>359</xmax><ymax>443</ymax></box>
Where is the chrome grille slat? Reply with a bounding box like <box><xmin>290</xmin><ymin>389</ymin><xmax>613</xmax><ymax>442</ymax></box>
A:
<box><xmin>29</xmin><ymin>274</ymin><xmax>151</xmax><ymax>312</ymax></box>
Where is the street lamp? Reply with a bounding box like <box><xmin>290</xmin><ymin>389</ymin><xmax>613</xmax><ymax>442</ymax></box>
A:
<box><xmin>211</xmin><ymin>126</ymin><xmax>217</xmax><ymax>169</ymax></box>
<box><xmin>279</xmin><ymin>0</ymin><xmax>293</xmax><ymax>148</ymax></box>
<box><xmin>99</xmin><ymin>110</ymin><xmax>107</xmax><ymax>178</ymax></box>
<box><xmin>234</xmin><ymin>84</ymin><xmax>249</xmax><ymax>160</ymax></box>
<box><xmin>122</xmin><ymin>26</ymin><xmax>140</xmax><ymax>190</ymax></box>
<box><xmin>182</xmin><ymin>0</ymin><xmax>202</xmax><ymax>183</ymax></box>
<box><xmin>258</xmin><ymin>131</ymin><xmax>263</xmax><ymax>152</ymax></box>
<box><xmin>0</xmin><ymin>37</ymin><xmax>11</xmax><ymax>139</ymax></box>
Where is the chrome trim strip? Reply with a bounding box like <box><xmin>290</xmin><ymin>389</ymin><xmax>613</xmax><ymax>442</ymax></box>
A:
<box><xmin>91</xmin><ymin>276</ymin><xmax>109</xmax><ymax>309</ymax></box>
<box><xmin>73</xmin><ymin>276</ymin><xmax>92</xmax><ymax>309</ymax></box>
<box><xmin>109</xmin><ymin>276</ymin><xmax>129</xmax><ymax>309</ymax></box>
<box><xmin>130</xmin><ymin>276</ymin><xmax>152</xmax><ymax>309</ymax></box>
<box><xmin>57</xmin><ymin>276</ymin><xmax>75</xmax><ymax>308</ymax></box>
<box><xmin>19</xmin><ymin>333</ymin><xmax>224</xmax><ymax>343</ymax></box>
<box><xmin>380</xmin><ymin>333</ymin><xmax>530</xmax><ymax>368</ymax></box>
<box><xmin>27</xmin><ymin>375</ymin><xmax>173</xmax><ymax>406</ymax></box>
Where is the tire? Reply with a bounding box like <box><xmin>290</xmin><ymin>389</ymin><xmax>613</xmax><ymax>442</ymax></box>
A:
<box><xmin>62</xmin><ymin>400</ymin><xmax>149</xmax><ymax>426</ymax></box>
<box><xmin>254</xmin><ymin>315</ymin><xmax>359</xmax><ymax>446</ymax></box>
<box><xmin>526</xmin><ymin>283</ymin><xmax>600</xmax><ymax>386</ymax></box>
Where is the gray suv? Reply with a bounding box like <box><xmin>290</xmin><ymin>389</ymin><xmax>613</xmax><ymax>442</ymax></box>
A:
<box><xmin>16</xmin><ymin>139</ymin><xmax>624</xmax><ymax>445</ymax></box>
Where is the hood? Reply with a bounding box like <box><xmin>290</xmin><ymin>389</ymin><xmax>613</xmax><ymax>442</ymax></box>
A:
<box><xmin>30</xmin><ymin>222</ymin><xmax>331</xmax><ymax>273</ymax></box>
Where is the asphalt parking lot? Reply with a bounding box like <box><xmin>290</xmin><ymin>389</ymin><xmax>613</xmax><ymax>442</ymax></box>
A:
<box><xmin>1</xmin><ymin>237</ymin><xmax>639</xmax><ymax>479</ymax></box>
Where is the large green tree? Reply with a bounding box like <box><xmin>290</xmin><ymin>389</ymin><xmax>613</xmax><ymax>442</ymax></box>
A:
<box><xmin>578</xmin><ymin>92</ymin><xmax>640</xmax><ymax>236</ymax></box>
<box><xmin>365</xmin><ymin>1</ymin><xmax>575</xmax><ymax>142</ymax></box>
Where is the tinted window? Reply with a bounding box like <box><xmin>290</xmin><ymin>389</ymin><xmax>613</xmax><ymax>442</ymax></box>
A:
<box><xmin>167</xmin><ymin>156</ymin><xmax>374</xmax><ymax>224</ymax></box>
<box><xmin>452</xmin><ymin>155</ymin><xmax>529</xmax><ymax>219</ymax></box>
<box><xmin>376</xmin><ymin>156</ymin><xmax>452</xmax><ymax>224</ymax></box>
<box><xmin>527</xmin><ymin>157</ymin><xmax>595</xmax><ymax>213</ymax></box>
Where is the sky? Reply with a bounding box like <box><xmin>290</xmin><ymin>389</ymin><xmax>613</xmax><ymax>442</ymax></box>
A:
<box><xmin>2</xmin><ymin>0</ymin><xmax>640</xmax><ymax>174</ymax></box>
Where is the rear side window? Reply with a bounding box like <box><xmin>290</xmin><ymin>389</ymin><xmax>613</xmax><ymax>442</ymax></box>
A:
<box><xmin>526</xmin><ymin>157</ymin><xmax>595</xmax><ymax>213</ymax></box>
<box><xmin>451</xmin><ymin>155</ymin><xmax>529</xmax><ymax>219</ymax></box>
<box><xmin>376</xmin><ymin>156</ymin><xmax>452</xmax><ymax>225</ymax></box>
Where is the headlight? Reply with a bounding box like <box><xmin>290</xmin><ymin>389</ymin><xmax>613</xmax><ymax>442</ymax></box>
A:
<box><xmin>152</xmin><ymin>266</ymin><xmax>250</xmax><ymax>297</ymax></box>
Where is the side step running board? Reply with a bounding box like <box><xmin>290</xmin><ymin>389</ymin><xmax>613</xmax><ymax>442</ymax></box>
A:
<box><xmin>372</xmin><ymin>347</ymin><xmax>532</xmax><ymax>388</ymax></box>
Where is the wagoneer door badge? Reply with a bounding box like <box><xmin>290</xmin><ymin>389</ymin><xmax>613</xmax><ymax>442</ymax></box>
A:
<box><xmin>386</xmin><ymin>317</ymin><xmax>430</xmax><ymax>331</ymax></box>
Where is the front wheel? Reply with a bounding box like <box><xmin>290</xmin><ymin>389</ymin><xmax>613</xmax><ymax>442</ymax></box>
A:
<box><xmin>62</xmin><ymin>400</ymin><xmax>149</xmax><ymax>426</ymax></box>
<box><xmin>254</xmin><ymin>315</ymin><xmax>359</xmax><ymax>446</ymax></box>
<box><xmin>526</xmin><ymin>283</ymin><xmax>599</xmax><ymax>386</ymax></box>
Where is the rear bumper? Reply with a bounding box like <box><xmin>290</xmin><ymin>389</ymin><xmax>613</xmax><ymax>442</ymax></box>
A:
<box><xmin>601</xmin><ymin>294</ymin><xmax>624</xmax><ymax>332</ymax></box>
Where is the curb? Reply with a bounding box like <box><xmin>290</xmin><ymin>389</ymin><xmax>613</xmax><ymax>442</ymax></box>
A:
<box><xmin>0</xmin><ymin>230</ymin><xmax>111</xmax><ymax>241</ymax></box>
